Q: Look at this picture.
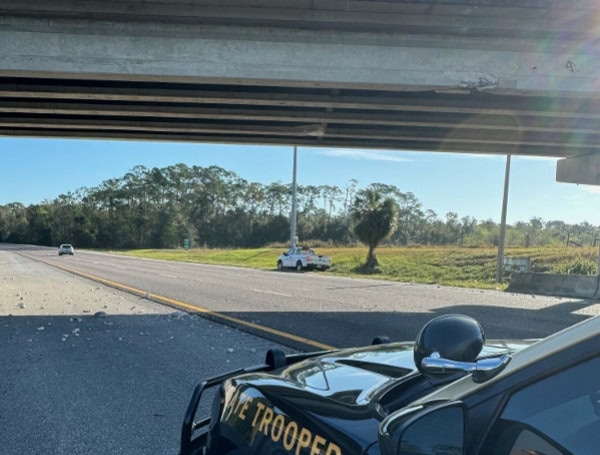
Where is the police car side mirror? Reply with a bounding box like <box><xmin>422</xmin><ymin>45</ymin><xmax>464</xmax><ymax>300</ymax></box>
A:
<box><xmin>414</xmin><ymin>314</ymin><xmax>511</xmax><ymax>383</ymax></box>
<box><xmin>414</xmin><ymin>314</ymin><xmax>485</xmax><ymax>370</ymax></box>
<box><xmin>379</xmin><ymin>402</ymin><xmax>465</xmax><ymax>455</ymax></box>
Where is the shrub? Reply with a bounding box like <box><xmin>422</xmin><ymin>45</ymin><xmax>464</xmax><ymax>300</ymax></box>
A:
<box><xmin>551</xmin><ymin>258</ymin><xmax>597</xmax><ymax>275</ymax></box>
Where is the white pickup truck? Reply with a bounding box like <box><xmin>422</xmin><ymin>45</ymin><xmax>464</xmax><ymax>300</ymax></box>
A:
<box><xmin>277</xmin><ymin>246</ymin><xmax>332</xmax><ymax>271</ymax></box>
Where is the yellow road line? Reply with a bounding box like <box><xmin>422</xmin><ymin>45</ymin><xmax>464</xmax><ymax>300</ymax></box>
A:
<box><xmin>22</xmin><ymin>253</ymin><xmax>336</xmax><ymax>351</ymax></box>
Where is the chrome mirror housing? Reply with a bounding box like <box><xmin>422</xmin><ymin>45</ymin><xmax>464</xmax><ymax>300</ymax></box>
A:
<box><xmin>421</xmin><ymin>352</ymin><xmax>512</xmax><ymax>383</ymax></box>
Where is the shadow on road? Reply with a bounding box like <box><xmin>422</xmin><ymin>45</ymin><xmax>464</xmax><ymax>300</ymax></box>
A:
<box><xmin>207</xmin><ymin>298</ymin><xmax>598</xmax><ymax>350</ymax></box>
<box><xmin>1</xmin><ymin>312</ymin><xmax>287</xmax><ymax>455</ymax></box>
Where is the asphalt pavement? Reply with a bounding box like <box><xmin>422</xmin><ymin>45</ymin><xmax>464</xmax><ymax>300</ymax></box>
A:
<box><xmin>0</xmin><ymin>247</ymin><xmax>296</xmax><ymax>455</ymax></box>
<box><xmin>2</xmin><ymin>244</ymin><xmax>599</xmax><ymax>454</ymax></box>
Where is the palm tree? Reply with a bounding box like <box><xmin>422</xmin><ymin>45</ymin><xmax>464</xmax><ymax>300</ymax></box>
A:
<box><xmin>351</xmin><ymin>189</ymin><xmax>398</xmax><ymax>271</ymax></box>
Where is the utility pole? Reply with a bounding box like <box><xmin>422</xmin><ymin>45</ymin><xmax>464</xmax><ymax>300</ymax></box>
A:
<box><xmin>596</xmin><ymin>232</ymin><xmax>600</xmax><ymax>276</ymax></box>
<box><xmin>290</xmin><ymin>146</ymin><xmax>298</xmax><ymax>246</ymax></box>
<box><xmin>495</xmin><ymin>154</ymin><xmax>512</xmax><ymax>283</ymax></box>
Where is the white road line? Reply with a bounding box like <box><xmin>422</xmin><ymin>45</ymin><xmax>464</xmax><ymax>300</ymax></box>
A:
<box><xmin>252</xmin><ymin>288</ymin><xmax>292</xmax><ymax>297</ymax></box>
<box><xmin>160</xmin><ymin>273</ymin><xmax>178</xmax><ymax>278</ymax></box>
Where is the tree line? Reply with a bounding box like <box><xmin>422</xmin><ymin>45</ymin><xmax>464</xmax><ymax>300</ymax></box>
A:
<box><xmin>0</xmin><ymin>163</ymin><xmax>597</xmax><ymax>249</ymax></box>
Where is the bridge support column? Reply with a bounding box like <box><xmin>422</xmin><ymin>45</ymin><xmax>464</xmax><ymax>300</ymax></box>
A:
<box><xmin>556</xmin><ymin>155</ymin><xmax>600</xmax><ymax>186</ymax></box>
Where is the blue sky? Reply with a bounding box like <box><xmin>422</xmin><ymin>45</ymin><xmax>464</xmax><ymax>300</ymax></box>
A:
<box><xmin>1</xmin><ymin>137</ymin><xmax>599</xmax><ymax>225</ymax></box>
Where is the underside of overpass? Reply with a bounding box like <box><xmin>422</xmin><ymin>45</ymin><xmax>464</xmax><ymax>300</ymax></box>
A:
<box><xmin>4</xmin><ymin>77</ymin><xmax>600</xmax><ymax>156</ymax></box>
<box><xmin>1</xmin><ymin>0</ymin><xmax>600</xmax><ymax>157</ymax></box>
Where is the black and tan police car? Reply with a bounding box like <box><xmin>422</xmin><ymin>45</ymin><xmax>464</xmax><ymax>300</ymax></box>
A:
<box><xmin>180</xmin><ymin>313</ymin><xmax>600</xmax><ymax>455</ymax></box>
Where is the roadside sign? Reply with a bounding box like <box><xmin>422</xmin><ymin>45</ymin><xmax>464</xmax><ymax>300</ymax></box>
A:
<box><xmin>183</xmin><ymin>239</ymin><xmax>190</xmax><ymax>250</ymax></box>
<box><xmin>504</xmin><ymin>257</ymin><xmax>531</xmax><ymax>273</ymax></box>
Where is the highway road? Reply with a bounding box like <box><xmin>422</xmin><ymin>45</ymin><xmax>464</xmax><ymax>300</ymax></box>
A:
<box><xmin>1</xmin><ymin>246</ymin><xmax>298</xmax><ymax>455</ymax></box>
<box><xmin>2</xmin><ymin>244</ymin><xmax>599</xmax><ymax>454</ymax></box>
<box><xmin>11</xmin><ymin>244</ymin><xmax>600</xmax><ymax>348</ymax></box>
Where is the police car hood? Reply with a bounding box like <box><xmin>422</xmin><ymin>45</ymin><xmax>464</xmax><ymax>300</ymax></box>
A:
<box><xmin>223</xmin><ymin>340</ymin><xmax>531</xmax><ymax>454</ymax></box>
<box><xmin>234</xmin><ymin>340</ymin><xmax>530</xmax><ymax>408</ymax></box>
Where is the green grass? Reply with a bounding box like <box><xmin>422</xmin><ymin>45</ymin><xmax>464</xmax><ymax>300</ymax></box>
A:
<box><xmin>112</xmin><ymin>245</ymin><xmax>600</xmax><ymax>290</ymax></box>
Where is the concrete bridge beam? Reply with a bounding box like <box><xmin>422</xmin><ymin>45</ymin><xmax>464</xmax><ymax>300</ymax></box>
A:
<box><xmin>0</xmin><ymin>16</ymin><xmax>598</xmax><ymax>95</ymax></box>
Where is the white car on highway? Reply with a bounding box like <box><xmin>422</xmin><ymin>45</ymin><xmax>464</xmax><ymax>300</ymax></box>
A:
<box><xmin>277</xmin><ymin>246</ymin><xmax>331</xmax><ymax>271</ymax></box>
<box><xmin>58</xmin><ymin>244</ymin><xmax>74</xmax><ymax>256</ymax></box>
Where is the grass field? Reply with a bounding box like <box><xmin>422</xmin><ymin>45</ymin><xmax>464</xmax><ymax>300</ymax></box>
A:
<box><xmin>114</xmin><ymin>245</ymin><xmax>600</xmax><ymax>290</ymax></box>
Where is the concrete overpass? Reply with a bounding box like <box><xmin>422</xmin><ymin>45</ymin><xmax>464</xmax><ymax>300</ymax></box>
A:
<box><xmin>1</xmin><ymin>0</ymin><xmax>600</xmax><ymax>163</ymax></box>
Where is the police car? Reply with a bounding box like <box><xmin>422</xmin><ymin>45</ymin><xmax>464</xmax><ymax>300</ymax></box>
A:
<box><xmin>180</xmin><ymin>314</ymin><xmax>600</xmax><ymax>455</ymax></box>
